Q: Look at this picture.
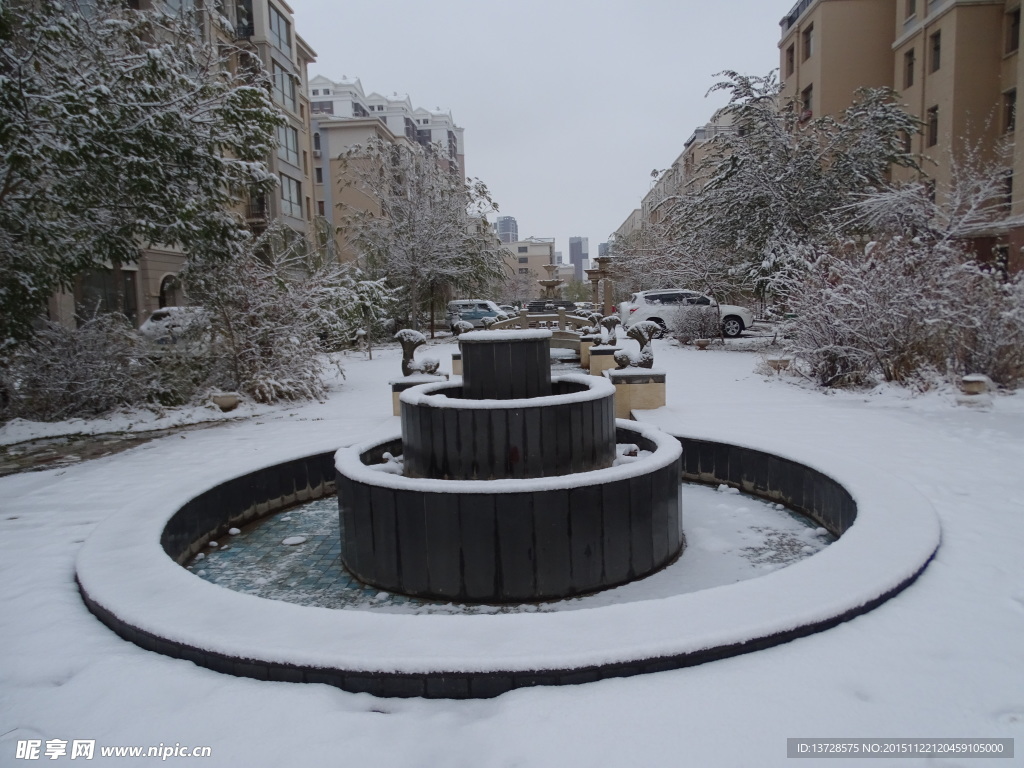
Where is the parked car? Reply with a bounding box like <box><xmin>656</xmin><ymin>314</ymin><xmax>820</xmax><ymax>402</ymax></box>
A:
<box><xmin>139</xmin><ymin>306</ymin><xmax>209</xmax><ymax>345</ymax></box>
<box><xmin>525</xmin><ymin>299</ymin><xmax>577</xmax><ymax>313</ymax></box>
<box><xmin>446</xmin><ymin>300</ymin><xmax>503</xmax><ymax>331</ymax></box>
<box><xmin>618</xmin><ymin>290</ymin><xmax>754</xmax><ymax>338</ymax></box>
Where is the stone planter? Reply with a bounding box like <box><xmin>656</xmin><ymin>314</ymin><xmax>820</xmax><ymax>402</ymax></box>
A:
<box><xmin>589</xmin><ymin>345</ymin><xmax>619</xmax><ymax>377</ymax></box>
<box><xmin>390</xmin><ymin>374</ymin><xmax>448</xmax><ymax>416</ymax></box>
<box><xmin>694</xmin><ymin>338</ymin><xmax>712</xmax><ymax>351</ymax></box>
<box><xmin>607</xmin><ymin>369</ymin><xmax>666</xmax><ymax>419</ymax></box>
<box><xmin>767</xmin><ymin>357</ymin><xmax>791</xmax><ymax>372</ymax></box>
<box><xmin>579</xmin><ymin>334</ymin><xmax>599</xmax><ymax>368</ymax></box>
<box><xmin>960</xmin><ymin>374</ymin><xmax>989</xmax><ymax>395</ymax></box>
<box><xmin>211</xmin><ymin>392</ymin><xmax>240</xmax><ymax>412</ymax></box>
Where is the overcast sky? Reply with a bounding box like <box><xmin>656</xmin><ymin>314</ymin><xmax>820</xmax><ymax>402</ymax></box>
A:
<box><xmin>291</xmin><ymin>0</ymin><xmax>788</xmax><ymax>258</ymax></box>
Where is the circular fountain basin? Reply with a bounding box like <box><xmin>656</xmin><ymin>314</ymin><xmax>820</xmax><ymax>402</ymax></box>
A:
<box><xmin>75</xmin><ymin>431</ymin><xmax>941</xmax><ymax>699</ymax></box>
<box><xmin>336</xmin><ymin>420</ymin><xmax>683</xmax><ymax>602</ymax></box>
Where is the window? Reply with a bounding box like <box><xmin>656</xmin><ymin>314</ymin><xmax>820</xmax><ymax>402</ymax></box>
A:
<box><xmin>75</xmin><ymin>268</ymin><xmax>138</xmax><ymax>326</ymax></box>
<box><xmin>314</xmin><ymin>167</ymin><xmax>323</xmax><ymax>184</ymax></box>
<box><xmin>518</xmin><ymin>268</ymin><xmax>530</xmax><ymax>274</ymax></box>
<box><xmin>518</xmin><ymin>257</ymin><xmax>529</xmax><ymax>263</ymax></box>
<box><xmin>1008</xmin><ymin>9</ymin><xmax>1021</xmax><ymax>54</ymax></box>
<box><xmin>311</xmin><ymin>89</ymin><xmax>319</xmax><ymax>96</ymax></box>
<box><xmin>353</xmin><ymin>103</ymin><xmax>368</xmax><ymax>118</ymax></box>
<box><xmin>272</xmin><ymin>60</ymin><xmax>295</xmax><ymax>112</ymax></box>
<box><xmin>268</xmin><ymin>5</ymin><xmax>291</xmax><ymax>57</ymax></box>
<box><xmin>930</xmin><ymin>31</ymin><xmax>941</xmax><ymax>72</ymax></box>
<box><xmin>1005</xmin><ymin>89</ymin><xmax>1017</xmax><ymax>133</ymax></box>
<box><xmin>926</xmin><ymin>106</ymin><xmax>939</xmax><ymax>146</ymax></box>
<box><xmin>904</xmin><ymin>48</ymin><xmax>915</xmax><ymax>89</ymax></box>
<box><xmin>313</xmin><ymin>132</ymin><xmax>321</xmax><ymax>151</ymax></box>
<box><xmin>311</xmin><ymin>101</ymin><xmax>333</xmax><ymax>115</ymax></box>
<box><xmin>800</xmin><ymin>84</ymin><xmax>813</xmax><ymax>118</ymax></box>
<box><xmin>323</xmin><ymin>88</ymin><xmax>331</xmax><ymax>95</ymax></box>
<box><xmin>900</xmin><ymin>130</ymin><xmax>912</xmax><ymax>154</ymax></box>
<box><xmin>280</xmin><ymin>174</ymin><xmax>301</xmax><ymax>218</ymax></box>
<box><xmin>802</xmin><ymin>23</ymin><xmax>813</xmax><ymax>61</ymax></box>
<box><xmin>517</xmin><ymin>246</ymin><xmax>528</xmax><ymax>253</ymax></box>
<box><xmin>317</xmin><ymin>200</ymin><xmax>325</xmax><ymax>216</ymax></box>
<box><xmin>905</xmin><ymin>0</ymin><xmax>916</xmax><ymax>18</ymax></box>
<box><xmin>785</xmin><ymin>44</ymin><xmax>795</xmax><ymax>77</ymax></box>
<box><xmin>276</xmin><ymin>124</ymin><xmax>298</xmax><ymax>166</ymax></box>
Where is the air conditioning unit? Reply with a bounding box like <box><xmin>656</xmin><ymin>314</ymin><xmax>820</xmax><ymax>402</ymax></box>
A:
<box><xmin>312</xmin><ymin>149</ymin><xmax>321</xmax><ymax>158</ymax></box>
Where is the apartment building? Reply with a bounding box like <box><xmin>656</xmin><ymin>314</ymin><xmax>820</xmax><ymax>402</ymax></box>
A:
<box><xmin>498</xmin><ymin>237</ymin><xmax>555</xmax><ymax>304</ymax></box>
<box><xmin>568</xmin><ymin>237</ymin><xmax>590</xmax><ymax>281</ymax></box>
<box><xmin>308</xmin><ymin>76</ymin><xmax>467</xmax><ymax>262</ymax></box>
<box><xmin>612</xmin><ymin>111</ymin><xmax>735</xmax><ymax>243</ymax></box>
<box><xmin>48</xmin><ymin>0</ymin><xmax>318</xmax><ymax>327</ymax></box>
<box><xmin>495</xmin><ymin>216</ymin><xmax>520</xmax><ymax>243</ymax></box>
<box><xmin>779</xmin><ymin>0</ymin><xmax>894</xmax><ymax>119</ymax></box>
<box><xmin>309</xmin><ymin>76</ymin><xmax>465</xmax><ymax>174</ymax></box>
<box><xmin>504</xmin><ymin>238</ymin><xmax>555</xmax><ymax>278</ymax></box>
<box><xmin>779</xmin><ymin>0</ymin><xmax>1022</xmax><ymax>271</ymax></box>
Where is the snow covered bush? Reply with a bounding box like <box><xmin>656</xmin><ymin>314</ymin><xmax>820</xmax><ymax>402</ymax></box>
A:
<box><xmin>784</xmin><ymin>238</ymin><xmax>1024</xmax><ymax>389</ymax></box>
<box><xmin>0</xmin><ymin>0</ymin><xmax>279</xmax><ymax>347</ymax></box>
<box><xmin>0</xmin><ymin>314</ymin><xmax>154</xmax><ymax>421</ymax></box>
<box><xmin>182</xmin><ymin>225</ymin><xmax>353</xmax><ymax>403</ymax></box>
<box><xmin>670</xmin><ymin>306</ymin><xmax>720</xmax><ymax>343</ymax></box>
<box><xmin>947</xmin><ymin>269</ymin><xmax>1024</xmax><ymax>387</ymax></box>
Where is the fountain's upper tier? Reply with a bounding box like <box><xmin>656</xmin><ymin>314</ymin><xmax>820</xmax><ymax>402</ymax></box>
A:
<box><xmin>458</xmin><ymin>329</ymin><xmax>552</xmax><ymax>400</ymax></box>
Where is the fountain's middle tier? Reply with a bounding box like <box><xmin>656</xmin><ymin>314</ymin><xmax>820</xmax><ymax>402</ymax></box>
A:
<box><xmin>401</xmin><ymin>375</ymin><xmax>617</xmax><ymax>480</ymax></box>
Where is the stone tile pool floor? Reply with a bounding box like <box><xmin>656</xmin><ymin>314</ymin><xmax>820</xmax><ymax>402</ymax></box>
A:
<box><xmin>187</xmin><ymin>484</ymin><xmax>835</xmax><ymax>615</ymax></box>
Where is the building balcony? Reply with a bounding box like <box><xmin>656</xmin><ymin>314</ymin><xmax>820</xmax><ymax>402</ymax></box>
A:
<box><xmin>780</xmin><ymin>0</ymin><xmax>815</xmax><ymax>32</ymax></box>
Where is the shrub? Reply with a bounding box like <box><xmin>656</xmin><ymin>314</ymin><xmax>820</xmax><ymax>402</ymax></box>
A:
<box><xmin>0</xmin><ymin>314</ymin><xmax>154</xmax><ymax>421</ymax></box>
<box><xmin>670</xmin><ymin>306</ymin><xmax>720</xmax><ymax>343</ymax></box>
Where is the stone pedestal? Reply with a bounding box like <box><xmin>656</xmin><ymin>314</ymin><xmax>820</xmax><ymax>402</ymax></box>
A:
<box><xmin>589</xmin><ymin>345</ymin><xmax>619</xmax><ymax>377</ymax></box>
<box><xmin>390</xmin><ymin>375</ymin><xmax>448</xmax><ymax>416</ymax></box>
<box><xmin>607</xmin><ymin>369</ymin><xmax>666</xmax><ymax>419</ymax></box>
<box><xmin>580</xmin><ymin>334</ymin><xmax>599</xmax><ymax>368</ymax></box>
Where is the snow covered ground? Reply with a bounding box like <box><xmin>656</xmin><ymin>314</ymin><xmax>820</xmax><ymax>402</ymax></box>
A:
<box><xmin>2</xmin><ymin>339</ymin><xmax>1023</xmax><ymax>767</ymax></box>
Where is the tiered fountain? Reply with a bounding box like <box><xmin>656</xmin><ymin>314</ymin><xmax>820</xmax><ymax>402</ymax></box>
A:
<box><xmin>335</xmin><ymin>329</ymin><xmax>683</xmax><ymax>602</ymax></box>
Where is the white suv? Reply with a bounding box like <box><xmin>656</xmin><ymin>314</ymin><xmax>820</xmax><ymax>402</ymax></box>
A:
<box><xmin>618</xmin><ymin>290</ymin><xmax>754</xmax><ymax>338</ymax></box>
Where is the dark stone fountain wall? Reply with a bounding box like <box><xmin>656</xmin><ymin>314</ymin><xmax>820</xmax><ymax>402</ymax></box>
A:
<box><xmin>400</xmin><ymin>380</ymin><xmax>617</xmax><ymax>480</ymax></box>
<box><xmin>460</xmin><ymin>332</ymin><xmax>551</xmax><ymax>400</ymax></box>
<box><xmin>336</xmin><ymin>330</ymin><xmax>683</xmax><ymax>603</ymax></box>
<box><xmin>337</xmin><ymin>426</ymin><xmax>681</xmax><ymax>602</ymax></box>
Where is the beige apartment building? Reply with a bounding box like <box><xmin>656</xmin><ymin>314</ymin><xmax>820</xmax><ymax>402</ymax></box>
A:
<box><xmin>613</xmin><ymin>112</ymin><xmax>735</xmax><ymax>243</ymax></box>
<box><xmin>500</xmin><ymin>238</ymin><xmax>555</xmax><ymax>303</ymax></box>
<box><xmin>48</xmin><ymin>0</ymin><xmax>318</xmax><ymax>328</ymax></box>
<box><xmin>308</xmin><ymin>76</ymin><xmax>467</xmax><ymax>265</ymax></box>
<box><xmin>779</xmin><ymin>0</ymin><xmax>1022</xmax><ymax>271</ymax></box>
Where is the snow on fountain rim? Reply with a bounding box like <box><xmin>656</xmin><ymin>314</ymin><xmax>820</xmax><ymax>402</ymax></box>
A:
<box><xmin>337</xmin><ymin>418</ymin><xmax>679</xmax><ymax>494</ymax></box>
<box><xmin>75</xmin><ymin>431</ymin><xmax>940</xmax><ymax>676</ymax></box>
<box><xmin>400</xmin><ymin>373</ymin><xmax>614</xmax><ymax>411</ymax></box>
<box><xmin>458</xmin><ymin>329</ymin><xmax>552</xmax><ymax>342</ymax></box>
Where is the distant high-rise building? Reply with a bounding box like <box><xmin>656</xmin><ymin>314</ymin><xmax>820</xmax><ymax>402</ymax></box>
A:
<box><xmin>554</xmin><ymin>250</ymin><xmax>563</xmax><ymax>265</ymax></box>
<box><xmin>495</xmin><ymin>216</ymin><xmax>518</xmax><ymax>243</ymax></box>
<box><xmin>568</xmin><ymin>237</ymin><xmax>589</xmax><ymax>281</ymax></box>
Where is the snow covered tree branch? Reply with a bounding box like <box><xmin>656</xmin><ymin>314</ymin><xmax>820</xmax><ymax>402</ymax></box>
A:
<box><xmin>0</xmin><ymin>0</ymin><xmax>281</xmax><ymax>346</ymax></box>
<box><xmin>337</xmin><ymin>137</ymin><xmax>507</xmax><ymax>335</ymax></box>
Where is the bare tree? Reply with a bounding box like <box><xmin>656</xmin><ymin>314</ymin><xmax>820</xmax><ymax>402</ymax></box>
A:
<box><xmin>338</xmin><ymin>137</ymin><xmax>507</xmax><ymax>336</ymax></box>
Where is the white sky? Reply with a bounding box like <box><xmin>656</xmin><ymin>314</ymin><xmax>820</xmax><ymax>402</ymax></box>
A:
<box><xmin>290</xmin><ymin>0</ymin><xmax>788</xmax><ymax>257</ymax></box>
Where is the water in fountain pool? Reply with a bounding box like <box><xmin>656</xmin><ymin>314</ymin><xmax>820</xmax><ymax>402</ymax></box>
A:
<box><xmin>186</xmin><ymin>483</ymin><xmax>834</xmax><ymax>614</ymax></box>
